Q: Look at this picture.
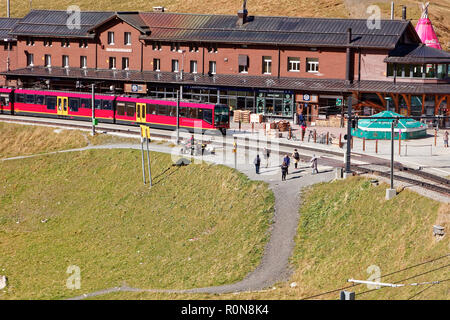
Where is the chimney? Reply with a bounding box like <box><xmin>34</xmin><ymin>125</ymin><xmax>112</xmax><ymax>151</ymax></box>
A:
<box><xmin>402</xmin><ymin>6</ymin><xmax>407</xmax><ymax>20</ymax></box>
<box><xmin>347</xmin><ymin>28</ymin><xmax>352</xmax><ymax>44</ymax></box>
<box><xmin>237</xmin><ymin>0</ymin><xmax>248</xmax><ymax>26</ymax></box>
<box><xmin>390</xmin><ymin>2</ymin><xmax>394</xmax><ymax>20</ymax></box>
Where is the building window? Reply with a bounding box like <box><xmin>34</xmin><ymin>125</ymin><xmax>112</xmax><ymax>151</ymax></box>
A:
<box><xmin>61</xmin><ymin>39</ymin><xmax>70</xmax><ymax>48</ymax></box>
<box><xmin>209</xmin><ymin>61</ymin><xmax>216</xmax><ymax>74</ymax></box>
<box><xmin>3</xmin><ymin>42</ymin><xmax>12</xmax><ymax>51</ymax></box>
<box><xmin>190</xmin><ymin>60</ymin><xmax>198</xmax><ymax>73</ymax></box>
<box><xmin>122</xmin><ymin>57</ymin><xmax>129</xmax><ymax>70</ymax></box>
<box><xmin>238</xmin><ymin>55</ymin><xmax>249</xmax><ymax>73</ymax></box>
<box><xmin>44</xmin><ymin>39</ymin><xmax>52</xmax><ymax>47</ymax></box>
<box><xmin>124</xmin><ymin>32</ymin><xmax>131</xmax><ymax>45</ymax></box>
<box><xmin>80</xmin><ymin>56</ymin><xmax>87</xmax><ymax>69</ymax></box>
<box><xmin>26</xmin><ymin>38</ymin><xmax>34</xmax><ymax>46</ymax></box>
<box><xmin>171</xmin><ymin>43</ymin><xmax>180</xmax><ymax>52</ymax></box>
<box><xmin>44</xmin><ymin>54</ymin><xmax>51</xmax><ymax>67</ymax></box>
<box><xmin>107</xmin><ymin>32</ymin><xmax>115</xmax><ymax>45</ymax></box>
<box><xmin>288</xmin><ymin>57</ymin><xmax>300</xmax><ymax>72</ymax></box>
<box><xmin>207</xmin><ymin>44</ymin><xmax>218</xmax><ymax>53</ymax></box>
<box><xmin>306</xmin><ymin>58</ymin><xmax>319</xmax><ymax>72</ymax></box>
<box><xmin>152</xmin><ymin>42</ymin><xmax>161</xmax><ymax>51</ymax></box>
<box><xmin>79</xmin><ymin>39</ymin><xmax>88</xmax><ymax>48</ymax></box>
<box><xmin>262</xmin><ymin>56</ymin><xmax>272</xmax><ymax>74</ymax></box>
<box><xmin>109</xmin><ymin>57</ymin><xmax>116</xmax><ymax>69</ymax></box>
<box><xmin>189</xmin><ymin>43</ymin><xmax>199</xmax><ymax>52</ymax></box>
<box><xmin>172</xmin><ymin>59</ymin><xmax>179</xmax><ymax>72</ymax></box>
<box><xmin>153</xmin><ymin>58</ymin><xmax>160</xmax><ymax>71</ymax></box>
<box><xmin>26</xmin><ymin>53</ymin><xmax>34</xmax><ymax>66</ymax></box>
<box><xmin>62</xmin><ymin>55</ymin><xmax>69</xmax><ymax>68</ymax></box>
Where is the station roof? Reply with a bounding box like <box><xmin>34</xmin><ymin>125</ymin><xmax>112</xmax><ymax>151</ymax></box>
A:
<box><xmin>6</xmin><ymin>9</ymin><xmax>421</xmax><ymax>49</ymax></box>
<box><xmin>0</xmin><ymin>18</ymin><xmax>21</xmax><ymax>41</ymax></box>
<box><xmin>3</xmin><ymin>66</ymin><xmax>449</xmax><ymax>95</ymax></box>
<box><xmin>385</xmin><ymin>44</ymin><xmax>450</xmax><ymax>64</ymax></box>
<box><xmin>9</xmin><ymin>10</ymin><xmax>115</xmax><ymax>38</ymax></box>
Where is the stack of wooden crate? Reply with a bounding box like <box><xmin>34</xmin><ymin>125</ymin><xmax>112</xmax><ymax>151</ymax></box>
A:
<box><xmin>241</xmin><ymin>110</ymin><xmax>251</xmax><ymax>123</ymax></box>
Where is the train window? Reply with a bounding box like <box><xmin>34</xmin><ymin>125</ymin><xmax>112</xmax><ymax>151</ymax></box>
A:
<box><xmin>203</xmin><ymin>109</ymin><xmax>213</xmax><ymax>124</ymax></box>
<box><xmin>126</xmin><ymin>102</ymin><xmax>135</xmax><ymax>117</ymax></box>
<box><xmin>94</xmin><ymin>99</ymin><xmax>102</xmax><ymax>109</ymax></box>
<box><xmin>80</xmin><ymin>98</ymin><xmax>91</xmax><ymax>109</ymax></box>
<box><xmin>168</xmin><ymin>105</ymin><xmax>177</xmax><ymax>117</ymax></box>
<box><xmin>188</xmin><ymin>108</ymin><xmax>198</xmax><ymax>119</ymax></box>
<box><xmin>198</xmin><ymin>108</ymin><xmax>203</xmax><ymax>119</ymax></box>
<box><xmin>69</xmin><ymin>98</ymin><xmax>80</xmax><ymax>112</ymax></box>
<box><xmin>46</xmin><ymin>96</ymin><xmax>56</xmax><ymax>110</ymax></box>
<box><xmin>116</xmin><ymin>102</ymin><xmax>125</xmax><ymax>116</ymax></box>
<box><xmin>146</xmin><ymin>104</ymin><xmax>157</xmax><ymax>115</ymax></box>
<box><xmin>35</xmin><ymin>95</ymin><xmax>45</xmax><ymax>105</ymax></box>
<box><xmin>0</xmin><ymin>97</ymin><xmax>5</xmax><ymax>106</ymax></box>
<box><xmin>15</xmin><ymin>94</ymin><xmax>25</xmax><ymax>103</ymax></box>
<box><xmin>158</xmin><ymin>105</ymin><xmax>168</xmax><ymax>116</ymax></box>
<box><xmin>179</xmin><ymin>107</ymin><xmax>188</xmax><ymax>118</ymax></box>
<box><xmin>25</xmin><ymin>94</ymin><xmax>35</xmax><ymax>104</ymax></box>
<box><xmin>102</xmin><ymin>100</ymin><xmax>113</xmax><ymax>110</ymax></box>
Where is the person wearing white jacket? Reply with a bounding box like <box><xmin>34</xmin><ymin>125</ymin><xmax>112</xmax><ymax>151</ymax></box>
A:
<box><xmin>310</xmin><ymin>154</ymin><xmax>319</xmax><ymax>174</ymax></box>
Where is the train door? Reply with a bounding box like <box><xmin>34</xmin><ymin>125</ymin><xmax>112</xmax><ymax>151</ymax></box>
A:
<box><xmin>57</xmin><ymin>97</ymin><xmax>68</xmax><ymax>116</ymax></box>
<box><xmin>136</xmin><ymin>103</ymin><xmax>146</xmax><ymax>123</ymax></box>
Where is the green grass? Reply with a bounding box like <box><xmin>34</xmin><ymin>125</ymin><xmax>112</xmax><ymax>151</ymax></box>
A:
<box><xmin>0</xmin><ymin>149</ymin><xmax>274</xmax><ymax>299</ymax></box>
<box><xmin>100</xmin><ymin>177</ymin><xmax>449</xmax><ymax>300</ymax></box>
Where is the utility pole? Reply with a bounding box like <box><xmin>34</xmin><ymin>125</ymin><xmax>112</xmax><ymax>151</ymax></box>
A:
<box><xmin>91</xmin><ymin>84</ymin><xmax>96</xmax><ymax>136</ymax></box>
<box><xmin>146</xmin><ymin>135</ymin><xmax>152</xmax><ymax>187</ymax></box>
<box><xmin>345</xmin><ymin>95</ymin><xmax>352</xmax><ymax>173</ymax></box>
<box><xmin>141</xmin><ymin>137</ymin><xmax>146</xmax><ymax>185</ymax></box>
<box><xmin>386</xmin><ymin>118</ymin><xmax>398</xmax><ymax>200</ymax></box>
<box><xmin>176</xmin><ymin>89</ymin><xmax>180</xmax><ymax>144</ymax></box>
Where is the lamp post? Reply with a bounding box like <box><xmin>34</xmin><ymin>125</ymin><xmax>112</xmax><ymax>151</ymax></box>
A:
<box><xmin>386</xmin><ymin>117</ymin><xmax>398</xmax><ymax>200</ymax></box>
<box><xmin>345</xmin><ymin>95</ymin><xmax>352</xmax><ymax>173</ymax></box>
<box><xmin>91</xmin><ymin>84</ymin><xmax>95</xmax><ymax>136</ymax></box>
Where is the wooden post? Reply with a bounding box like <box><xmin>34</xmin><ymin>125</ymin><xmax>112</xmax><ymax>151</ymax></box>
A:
<box><xmin>363</xmin><ymin>137</ymin><xmax>365</xmax><ymax>151</ymax></box>
<box><xmin>375</xmin><ymin>139</ymin><xmax>378</xmax><ymax>153</ymax></box>
<box><xmin>339</xmin><ymin>134</ymin><xmax>342</xmax><ymax>148</ymax></box>
<box><xmin>314</xmin><ymin>130</ymin><xmax>316</xmax><ymax>143</ymax></box>
<box><xmin>252</xmin><ymin>122</ymin><xmax>254</xmax><ymax>133</ymax></box>
<box><xmin>434</xmin><ymin>129</ymin><xmax>437</xmax><ymax>146</ymax></box>
<box><xmin>263</xmin><ymin>123</ymin><xmax>266</xmax><ymax>136</ymax></box>
<box><xmin>326</xmin><ymin>132</ymin><xmax>329</xmax><ymax>145</ymax></box>
<box><xmin>399</xmin><ymin>132</ymin><xmax>402</xmax><ymax>155</ymax></box>
<box><xmin>351</xmin><ymin>136</ymin><xmax>353</xmax><ymax>150</ymax></box>
<box><xmin>289</xmin><ymin>126</ymin><xmax>292</xmax><ymax>140</ymax></box>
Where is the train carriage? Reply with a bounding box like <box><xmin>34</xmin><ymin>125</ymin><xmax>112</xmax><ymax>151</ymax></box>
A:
<box><xmin>13</xmin><ymin>89</ymin><xmax>116</xmax><ymax>123</ymax></box>
<box><xmin>0</xmin><ymin>88</ymin><xmax>13</xmax><ymax>114</ymax></box>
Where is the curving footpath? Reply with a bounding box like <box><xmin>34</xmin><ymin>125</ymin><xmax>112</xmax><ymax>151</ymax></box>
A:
<box><xmin>3</xmin><ymin>141</ymin><xmax>335</xmax><ymax>300</ymax></box>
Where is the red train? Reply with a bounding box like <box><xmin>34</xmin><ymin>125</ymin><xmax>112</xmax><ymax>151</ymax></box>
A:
<box><xmin>0</xmin><ymin>88</ymin><xmax>230</xmax><ymax>134</ymax></box>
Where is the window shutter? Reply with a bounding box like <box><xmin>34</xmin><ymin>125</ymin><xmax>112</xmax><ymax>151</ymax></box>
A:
<box><xmin>238</xmin><ymin>55</ymin><xmax>248</xmax><ymax>67</ymax></box>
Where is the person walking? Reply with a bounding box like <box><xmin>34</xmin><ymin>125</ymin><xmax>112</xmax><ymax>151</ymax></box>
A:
<box><xmin>265</xmin><ymin>147</ymin><xmax>271</xmax><ymax>168</ymax></box>
<box><xmin>281</xmin><ymin>161</ymin><xmax>288</xmax><ymax>181</ymax></box>
<box><xmin>310</xmin><ymin>154</ymin><xmax>319</xmax><ymax>174</ymax></box>
<box><xmin>444</xmin><ymin>131</ymin><xmax>449</xmax><ymax>148</ymax></box>
<box><xmin>189</xmin><ymin>135</ymin><xmax>195</xmax><ymax>155</ymax></box>
<box><xmin>301</xmin><ymin>121</ymin><xmax>307</xmax><ymax>141</ymax></box>
<box><xmin>292</xmin><ymin>149</ymin><xmax>300</xmax><ymax>169</ymax></box>
<box><xmin>254</xmin><ymin>154</ymin><xmax>261</xmax><ymax>174</ymax></box>
<box><xmin>283</xmin><ymin>154</ymin><xmax>290</xmax><ymax>174</ymax></box>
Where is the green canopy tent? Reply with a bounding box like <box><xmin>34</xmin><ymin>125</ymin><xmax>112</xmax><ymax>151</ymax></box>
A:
<box><xmin>351</xmin><ymin>111</ymin><xmax>428</xmax><ymax>140</ymax></box>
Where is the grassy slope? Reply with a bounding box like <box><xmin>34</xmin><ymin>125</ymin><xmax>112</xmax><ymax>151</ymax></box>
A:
<box><xmin>0</xmin><ymin>149</ymin><xmax>274</xmax><ymax>299</ymax></box>
<box><xmin>0</xmin><ymin>122</ymin><xmax>88</xmax><ymax>158</ymax></box>
<box><xmin>99</xmin><ymin>177</ymin><xmax>449</xmax><ymax>300</ymax></box>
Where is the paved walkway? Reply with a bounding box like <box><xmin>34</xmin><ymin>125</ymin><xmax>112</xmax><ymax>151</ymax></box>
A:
<box><xmin>2</xmin><ymin>139</ymin><xmax>335</xmax><ymax>299</ymax></box>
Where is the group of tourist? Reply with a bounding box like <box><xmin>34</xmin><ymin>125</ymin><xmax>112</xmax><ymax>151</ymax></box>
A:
<box><xmin>253</xmin><ymin>147</ymin><xmax>319</xmax><ymax>181</ymax></box>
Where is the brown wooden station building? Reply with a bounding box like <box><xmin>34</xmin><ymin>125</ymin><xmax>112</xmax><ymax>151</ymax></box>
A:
<box><xmin>0</xmin><ymin>6</ymin><xmax>449</xmax><ymax>126</ymax></box>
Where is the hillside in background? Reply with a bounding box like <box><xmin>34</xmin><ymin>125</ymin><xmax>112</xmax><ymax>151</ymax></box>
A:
<box><xmin>0</xmin><ymin>0</ymin><xmax>448</xmax><ymax>49</ymax></box>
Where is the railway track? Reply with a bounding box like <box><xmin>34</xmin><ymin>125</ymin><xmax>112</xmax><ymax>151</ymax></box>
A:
<box><xmin>1</xmin><ymin>115</ymin><xmax>449</xmax><ymax>197</ymax></box>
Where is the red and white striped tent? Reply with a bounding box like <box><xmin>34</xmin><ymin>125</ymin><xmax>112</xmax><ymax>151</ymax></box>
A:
<box><xmin>415</xmin><ymin>2</ymin><xmax>442</xmax><ymax>50</ymax></box>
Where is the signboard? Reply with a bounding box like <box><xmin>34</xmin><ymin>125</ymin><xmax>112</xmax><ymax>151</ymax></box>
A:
<box><xmin>124</xmin><ymin>83</ymin><xmax>147</xmax><ymax>94</ymax></box>
<box><xmin>140</xmin><ymin>125</ymin><xmax>151</xmax><ymax>139</ymax></box>
<box><xmin>336</xmin><ymin>98</ymin><xmax>343</xmax><ymax>106</ymax></box>
<box><xmin>296</xmin><ymin>93</ymin><xmax>318</xmax><ymax>103</ymax></box>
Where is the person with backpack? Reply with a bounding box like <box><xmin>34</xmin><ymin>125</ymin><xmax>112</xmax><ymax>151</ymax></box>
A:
<box><xmin>283</xmin><ymin>154</ymin><xmax>290</xmax><ymax>175</ymax></box>
<box><xmin>292</xmin><ymin>149</ymin><xmax>300</xmax><ymax>169</ymax></box>
<box><xmin>281</xmin><ymin>161</ymin><xmax>288</xmax><ymax>181</ymax></box>
<box><xmin>310</xmin><ymin>154</ymin><xmax>319</xmax><ymax>174</ymax></box>
<box><xmin>254</xmin><ymin>154</ymin><xmax>261</xmax><ymax>174</ymax></box>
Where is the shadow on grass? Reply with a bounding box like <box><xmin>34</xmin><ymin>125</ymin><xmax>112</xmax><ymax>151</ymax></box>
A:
<box><xmin>152</xmin><ymin>165</ymin><xmax>182</xmax><ymax>186</ymax></box>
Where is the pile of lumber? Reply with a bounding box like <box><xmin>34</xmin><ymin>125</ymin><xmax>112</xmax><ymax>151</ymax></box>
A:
<box><xmin>276</xmin><ymin>120</ymin><xmax>291</xmax><ymax>132</ymax></box>
<box><xmin>233</xmin><ymin>110</ymin><xmax>251</xmax><ymax>123</ymax></box>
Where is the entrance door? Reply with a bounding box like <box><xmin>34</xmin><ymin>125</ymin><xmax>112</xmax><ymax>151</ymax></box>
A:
<box><xmin>136</xmin><ymin>103</ymin><xmax>146</xmax><ymax>123</ymax></box>
<box><xmin>57</xmin><ymin>97</ymin><xmax>68</xmax><ymax>116</ymax></box>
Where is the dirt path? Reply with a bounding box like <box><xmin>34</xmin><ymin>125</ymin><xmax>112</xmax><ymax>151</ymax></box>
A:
<box><xmin>2</xmin><ymin>142</ymin><xmax>335</xmax><ymax>299</ymax></box>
